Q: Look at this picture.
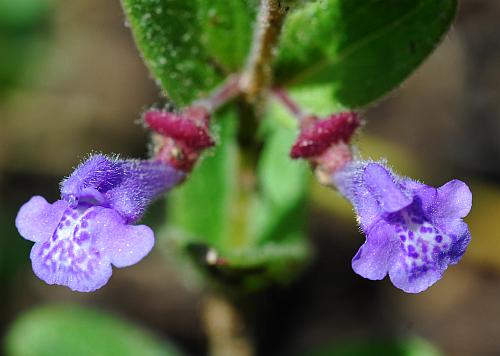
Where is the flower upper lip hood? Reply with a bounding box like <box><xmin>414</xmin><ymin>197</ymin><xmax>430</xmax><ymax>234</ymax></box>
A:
<box><xmin>15</xmin><ymin>154</ymin><xmax>184</xmax><ymax>292</ymax></box>
<box><xmin>60</xmin><ymin>155</ymin><xmax>184</xmax><ymax>223</ymax></box>
<box><xmin>333</xmin><ymin>162</ymin><xmax>472</xmax><ymax>293</ymax></box>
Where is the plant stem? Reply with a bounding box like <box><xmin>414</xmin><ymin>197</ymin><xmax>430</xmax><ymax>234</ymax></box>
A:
<box><xmin>198</xmin><ymin>75</ymin><xmax>242</xmax><ymax>112</ymax></box>
<box><xmin>200</xmin><ymin>4</ymin><xmax>290</xmax><ymax>356</ymax></box>
<box><xmin>240</xmin><ymin>0</ymin><xmax>288</xmax><ymax>103</ymax></box>
<box><xmin>273</xmin><ymin>87</ymin><xmax>308</xmax><ymax>121</ymax></box>
<box><xmin>202</xmin><ymin>294</ymin><xmax>254</xmax><ymax>356</ymax></box>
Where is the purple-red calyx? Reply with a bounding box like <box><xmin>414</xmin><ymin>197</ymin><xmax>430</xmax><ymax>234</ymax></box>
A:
<box><xmin>144</xmin><ymin>76</ymin><xmax>241</xmax><ymax>172</ymax></box>
<box><xmin>15</xmin><ymin>154</ymin><xmax>183</xmax><ymax>292</ymax></box>
<box><xmin>288</xmin><ymin>111</ymin><xmax>361</xmax><ymax>186</ymax></box>
<box><xmin>145</xmin><ymin>107</ymin><xmax>215</xmax><ymax>172</ymax></box>
<box><xmin>290</xmin><ymin>112</ymin><xmax>361</xmax><ymax>159</ymax></box>
<box><xmin>272</xmin><ymin>89</ymin><xmax>361</xmax><ymax>181</ymax></box>
<box><xmin>145</xmin><ymin>107</ymin><xmax>214</xmax><ymax>150</ymax></box>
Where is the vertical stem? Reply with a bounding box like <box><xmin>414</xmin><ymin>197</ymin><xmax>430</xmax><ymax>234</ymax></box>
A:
<box><xmin>202</xmin><ymin>294</ymin><xmax>254</xmax><ymax>356</ymax></box>
<box><xmin>240</xmin><ymin>0</ymin><xmax>288</xmax><ymax>102</ymax></box>
<box><xmin>201</xmin><ymin>4</ymin><xmax>289</xmax><ymax>356</ymax></box>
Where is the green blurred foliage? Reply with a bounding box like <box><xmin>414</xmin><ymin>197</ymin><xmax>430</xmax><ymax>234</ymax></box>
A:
<box><xmin>0</xmin><ymin>0</ymin><xmax>53</xmax><ymax>93</ymax></box>
<box><xmin>166</xmin><ymin>107</ymin><xmax>311</xmax><ymax>291</ymax></box>
<box><xmin>307</xmin><ymin>338</ymin><xmax>441</xmax><ymax>356</ymax></box>
<box><xmin>168</xmin><ymin>109</ymin><xmax>238</xmax><ymax>249</ymax></box>
<box><xmin>5</xmin><ymin>304</ymin><xmax>182</xmax><ymax>356</ymax></box>
<box><xmin>0</xmin><ymin>0</ymin><xmax>50</xmax><ymax>27</ymax></box>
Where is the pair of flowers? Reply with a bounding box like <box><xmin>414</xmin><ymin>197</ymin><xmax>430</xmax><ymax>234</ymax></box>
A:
<box><xmin>15</xmin><ymin>110</ymin><xmax>472</xmax><ymax>293</ymax></box>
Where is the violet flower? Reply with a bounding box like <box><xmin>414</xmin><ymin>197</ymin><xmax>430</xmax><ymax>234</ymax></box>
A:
<box><xmin>15</xmin><ymin>155</ymin><xmax>183</xmax><ymax>292</ymax></box>
<box><xmin>333</xmin><ymin>161</ymin><xmax>472</xmax><ymax>293</ymax></box>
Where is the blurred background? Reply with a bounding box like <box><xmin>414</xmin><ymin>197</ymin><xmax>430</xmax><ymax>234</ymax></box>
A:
<box><xmin>1</xmin><ymin>0</ymin><xmax>500</xmax><ymax>355</ymax></box>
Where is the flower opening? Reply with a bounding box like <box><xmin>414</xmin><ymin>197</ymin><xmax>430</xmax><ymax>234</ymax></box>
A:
<box><xmin>333</xmin><ymin>161</ymin><xmax>472</xmax><ymax>293</ymax></box>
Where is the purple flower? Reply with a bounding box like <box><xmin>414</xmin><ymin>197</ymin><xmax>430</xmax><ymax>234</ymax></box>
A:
<box><xmin>15</xmin><ymin>155</ymin><xmax>184</xmax><ymax>292</ymax></box>
<box><xmin>333</xmin><ymin>161</ymin><xmax>472</xmax><ymax>293</ymax></box>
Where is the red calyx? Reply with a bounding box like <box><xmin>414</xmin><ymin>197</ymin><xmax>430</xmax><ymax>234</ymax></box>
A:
<box><xmin>290</xmin><ymin>112</ymin><xmax>360</xmax><ymax>159</ymax></box>
<box><xmin>154</xmin><ymin>137</ymin><xmax>201</xmax><ymax>172</ymax></box>
<box><xmin>145</xmin><ymin>109</ymin><xmax>214</xmax><ymax>150</ymax></box>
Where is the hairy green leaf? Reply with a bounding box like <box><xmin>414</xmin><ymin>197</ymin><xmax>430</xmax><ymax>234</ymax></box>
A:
<box><xmin>122</xmin><ymin>0</ymin><xmax>256</xmax><ymax>106</ymax></box>
<box><xmin>197</xmin><ymin>1</ymin><xmax>257</xmax><ymax>71</ymax></box>
<box><xmin>275</xmin><ymin>0</ymin><xmax>458</xmax><ymax>107</ymax></box>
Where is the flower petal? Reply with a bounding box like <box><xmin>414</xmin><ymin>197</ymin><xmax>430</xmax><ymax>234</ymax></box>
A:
<box><xmin>388</xmin><ymin>256</ymin><xmax>442</xmax><ymax>294</ymax></box>
<box><xmin>16</xmin><ymin>196</ymin><xmax>69</xmax><ymax>243</ymax></box>
<box><xmin>352</xmin><ymin>221</ymin><xmax>398</xmax><ymax>280</ymax></box>
<box><xmin>438</xmin><ymin>220</ymin><xmax>471</xmax><ymax>264</ymax></box>
<box><xmin>402</xmin><ymin>179</ymin><xmax>437</xmax><ymax>214</ymax></box>
<box><xmin>92</xmin><ymin>209</ymin><xmax>155</xmax><ymax>268</ymax></box>
<box><xmin>388</xmin><ymin>210</ymin><xmax>461</xmax><ymax>293</ymax></box>
<box><xmin>29</xmin><ymin>206</ymin><xmax>113</xmax><ymax>292</ymax></box>
<box><xmin>363</xmin><ymin>163</ymin><xmax>412</xmax><ymax>213</ymax></box>
<box><xmin>332</xmin><ymin>162</ymin><xmax>380</xmax><ymax>231</ymax></box>
<box><xmin>30</xmin><ymin>243</ymin><xmax>112</xmax><ymax>292</ymax></box>
<box><xmin>435</xmin><ymin>180</ymin><xmax>472</xmax><ymax>219</ymax></box>
<box><xmin>60</xmin><ymin>155</ymin><xmax>123</xmax><ymax>202</ymax></box>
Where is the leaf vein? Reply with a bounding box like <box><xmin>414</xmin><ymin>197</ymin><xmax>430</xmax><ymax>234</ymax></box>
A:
<box><xmin>282</xmin><ymin>0</ymin><xmax>433</xmax><ymax>87</ymax></box>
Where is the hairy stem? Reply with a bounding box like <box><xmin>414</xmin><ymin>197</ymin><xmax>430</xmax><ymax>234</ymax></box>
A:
<box><xmin>200</xmin><ymin>5</ymin><xmax>290</xmax><ymax>356</ymax></box>
<box><xmin>198</xmin><ymin>75</ymin><xmax>242</xmax><ymax>112</ymax></box>
<box><xmin>240</xmin><ymin>0</ymin><xmax>288</xmax><ymax>103</ymax></box>
<box><xmin>202</xmin><ymin>294</ymin><xmax>254</xmax><ymax>356</ymax></box>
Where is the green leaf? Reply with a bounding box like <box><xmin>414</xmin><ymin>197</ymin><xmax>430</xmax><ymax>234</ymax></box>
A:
<box><xmin>251</xmin><ymin>103</ymin><xmax>310</xmax><ymax>246</ymax></box>
<box><xmin>307</xmin><ymin>338</ymin><xmax>441</xmax><ymax>356</ymax></box>
<box><xmin>4</xmin><ymin>304</ymin><xmax>182</xmax><ymax>356</ymax></box>
<box><xmin>275</xmin><ymin>0</ymin><xmax>457</xmax><ymax>107</ymax></box>
<box><xmin>122</xmin><ymin>0</ymin><xmax>256</xmax><ymax>106</ymax></box>
<box><xmin>197</xmin><ymin>1</ymin><xmax>257</xmax><ymax>71</ymax></box>
<box><xmin>168</xmin><ymin>108</ymin><xmax>238</xmax><ymax>249</ymax></box>
<box><xmin>210</xmin><ymin>106</ymin><xmax>312</xmax><ymax>289</ymax></box>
